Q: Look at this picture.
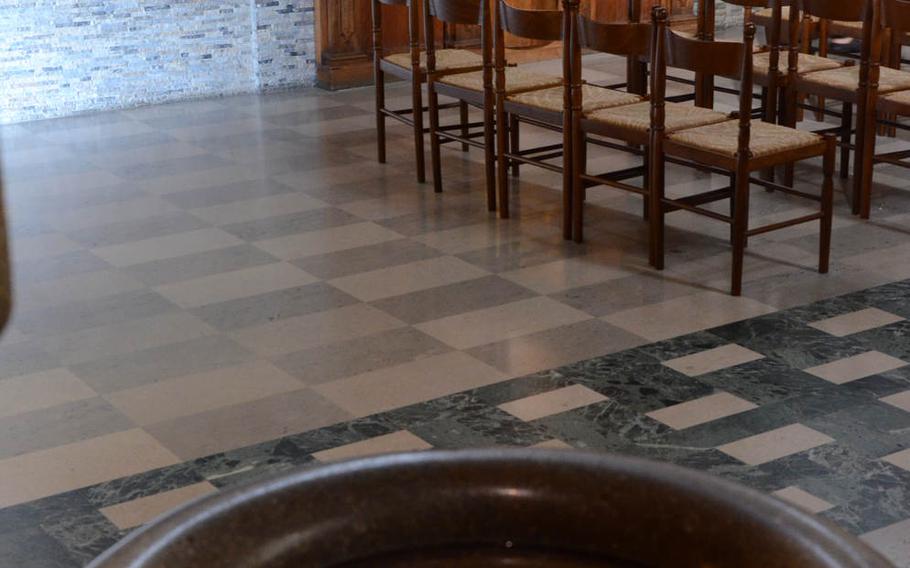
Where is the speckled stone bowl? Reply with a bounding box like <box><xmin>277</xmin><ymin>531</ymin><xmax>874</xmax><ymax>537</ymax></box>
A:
<box><xmin>89</xmin><ymin>449</ymin><xmax>891</xmax><ymax>567</ymax></box>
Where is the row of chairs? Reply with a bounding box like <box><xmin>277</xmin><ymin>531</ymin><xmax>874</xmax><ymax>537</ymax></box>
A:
<box><xmin>369</xmin><ymin>0</ymin><xmax>907</xmax><ymax>296</ymax></box>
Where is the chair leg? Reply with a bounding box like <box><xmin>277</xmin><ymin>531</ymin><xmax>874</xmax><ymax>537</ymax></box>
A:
<box><xmin>854</xmin><ymin>94</ymin><xmax>877</xmax><ymax>219</ymax></box>
<box><xmin>460</xmin><ymin>101</ymin><xmax>470</xmax><ymax>152</ymax></box>
<box><xmin>376</xmin><ymin>70</ymin><xmax>387</xmax><ymax>164</ymax></box>
<box><xmin>484</xmin><ymin>94</ymin><xmax>497</xmax><ymax>212</ymax></box>
<box><xmin>428</xmin><ymin>83</ymin><xmax>444</xmax><ymax>193</ymax></box>
<box><xmin>761</xmin><ymin>87</ymin><xmax>776</xmax><ymax>186</ymax></box>
<box><xmin>496</xmin><ymin>97</ymin><xmax>510</xmax><ymax>219</ymax></box>
<box><xmin>509</xmin><ymin>114</ymin><xmax>520</xmax><ymax>177</ymax></box>
<box><xmin>412</xmin><ymin>75</ymin><xmax>426</xmax><ymax>184</ymax></box>
<box><xmin>730</xmin><ymin>165</ymin><xmax>751</xmax><ymax>297</ymax></box>
<box><xmin>839</xmin><ymin>101</ymin><xmax>852</xmax><ymax>179</ymax></box>
<box><xmin>572</xmin><ymin>127</ymin><xmax>585</xmax><ymax>243</ymax></box>
<box><xmin>642</xmin><ymin>151</ymin><xmax>650</xmax><ymax>221</ymax></box>
<box><xmin>648</xmin><ymin>145</ymin><xmax>666</xmax><ymax>270</ymax></box>
<box><xmin>782</xmin><ymin>86</ymin><xmax>797</xmax><ymax>187</ymax></box>
<box><xmin>820</xmin><ymin>138</ymin><xmax>835</xmax><ymax>273</ymax></box>
<box><xmin>729</xmin><ymin>172</ymin><xmax>736</xmax><ymax>246</ymax></box>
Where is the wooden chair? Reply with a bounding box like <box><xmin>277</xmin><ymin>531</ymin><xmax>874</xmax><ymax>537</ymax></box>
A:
<box><xmin>424</xmin><ymin>0</ymin><xmax>499</xmax><ymax>207</ymax></box>
<box><xmin>648</xmin><ymin>6</ymin><xmax>836</xmax><ymax>296</ymax></box>
<box><xmin>571</xmin><ymin>15</ymin><xmax>669</xmax><ymax>243</ymax></box>
<box><xmin>855</xmin><ymin>0</ymin><xmax>910</xmax><ymax>218</ymax></box>
<box><xmin>493</xmin><ymin>0</ymin><xmax>644</xmax><ymax>237</ymax></box>
<box><xmin>573</xmin><ymin>15</ymin><xmax>733</xmax><ymax>243</ymax></box>
<box><xmin>699</xmin><ymin>0</ymin><xmax>848</xmax><ymax>127</ymax></box>
<box><xmin>373</xmin><ymin>0</ymin><xmax>484</xmax><ymax>184</ymax></box>
<box><xmin>784</xmin><ymin>0</ymin><xmax>910</xmax><ymax>185</ymax></box>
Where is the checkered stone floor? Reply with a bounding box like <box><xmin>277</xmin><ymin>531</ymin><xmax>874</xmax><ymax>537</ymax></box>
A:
<box><xmin>2</xmin><ymin>279</ymin><xmax>909</xmax><ymax>567</ymax></box>
<box><xmin>3</xmin><ymin>52</ymin><xmax>910</xmax><ymax>567</ymax></box>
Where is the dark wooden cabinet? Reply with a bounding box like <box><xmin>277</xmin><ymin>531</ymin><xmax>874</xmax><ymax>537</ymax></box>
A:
<box><xmin>315</xmin><ymin>0</ymin><xmax>697</xmax><ymax>90</ymax></box>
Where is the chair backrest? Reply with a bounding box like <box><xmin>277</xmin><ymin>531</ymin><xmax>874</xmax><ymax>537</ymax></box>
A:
<box><xmin>882</xmin><ymin>0</ymin><xmax>910</xmax><ymax>34</ymax></box>
<box><xmin>497</xmin><ymin>0</ymin><xmax>564</xmax><ymax>42</ymax></box>
<box><xmin>800</xmin><ymin>0</ymin><xmax>865</xmax><ymax>22</ymax></box>
<box><xmin>650</xmin><ymin>6</ymin><xmax>756</xmax><ymax>159</ymax></box>
<box><xmin>790</xmin><ymin>0</ymin><xmax>878</xmax><ymax>88</ymax></box>
<box><xmin>577</xmin><ymin>16</ymin><xmax>651</xmax><ymax>58</ymax></box>
<box><xmin>372</xmin><ymin>0</ymin><xmax>419</xmax><ymax>66</ymax></box>
<box><xmin>424</xmin><ymin>0</ymin><xmax>489</xmax><ymax>75</ymax></box>
<box><xmin>663</xmin><ymin>24</ymin><xmax>750</xmax><ymax>81</ymax></box>
<box><xmin>427</xmin><ymin>0</ymin><xmax>485</xmax><ymax>25</ymax></box>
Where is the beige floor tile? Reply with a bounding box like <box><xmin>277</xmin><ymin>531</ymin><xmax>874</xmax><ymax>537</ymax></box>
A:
<box><xmin>804</xmin><ymin>351</ymin><xmax>908</xmax><ymax>385</ymax></box>
<box><xmin>189</xmin><ymin>193</ymin><xmax>327</xmax><ymax>226</ymax></box>
<box><xmin>771</xmin><ymin>486</ymin><xmax>835</xmax><ymax>514</ymax></box>
<box><xmin>105</xmin><ymin>361</ymin><xmax>304</xmax><ymax>425</ymax></box>
<box><xmin>41</xmin><ymin>312</ymin><xmax>215</xmax><ymax>366</ymax></box>
<box><xmin>500</xmin><ymin>258</ymin><xmax>630</xmax><ymax>295</ymax></box>
<box><xmin>51</xmin><ymin>196</ymin><xmax>180</xmax><ymax>232</ymax></box>
<box><xmin>880</xmin><ymin>390</ymin><xmax>910</xmax><ymax>412</ymax></box>
<box><xmin>147</xmin><ymin>389</ymin><xmax>350</xmax><ymax>460</ymax></box>
<box><xmin>416</xmin><ymin>297</ymin><xmax>592</xmax><ymax>350</ymax></box>
<box><xmin>602</xmin><ymin>291</ymin><xmax>777</xmax><ymax>342</ymax></box>
<box><xmin>882</xmin><ymin>448</ymin><xmax>910</xmax><ymax>471</ymax></box>
<box><xmin>328</xmin><ymin>256</ymin><xmax>488</xmax><ymax>302</ymax></box>
<box><xmin>646</xmin><ymin>392</ymin><xmax>758</xmax><ymax>430</ymax></box>
<box><xmin>154</xmin><ymin>262</ymin><xmax>318</xmax><ymax>308</ymax></box>
<box><xmin>253</xmin><ymin>222</ymin><xmax>402</xmax><ymax>260</ymax></box>
<box><xmin>11</xmin><ymin>233</ymin><xmax>82</xmax><ymax>262</ymax></box>
<box><xmin>100</xmin><ymin>482</ymin><xmax>217</xmax><ymax>530</ymax></box>
<box><xmin>412</xmin><ymin>221</ymin><xmax>524</xmax><ymax>255</ymax></box>
<box><xmin>0</xmin><ymin>368</ymin><xmax>96</xmax><ymax>419</ymax></box>
<box><xmin>663</xmin><ymin>344</ymin><xmax>765</xmax><ymax>377</ymax></box>
<box><xmin>498</xmin><ymin>385</ymin><xmax>607</xmax><ymax>422</ymax></box>
<box><xmin>138</xmin><ymin>164</ymin><xmax>269</xmax><ymax>196</ymax></box>
<box><xmin>19</xmin><ymin>269</ymin><xmax>146</xmax><ymax>311</ymax></box>
<box><xmin>92</xmin><ymin>228</ymin><xmax>242</xmax><ymax>267</ymax></box>
<box><xmin>530</xmin><ymin>439</ymin><xmax>573</xmax><ymax>449</ymax></box>
<box><xmin>0</xmin><ymin>429</ymin><xmax>179</xmax><ymax>508</ymax></box>
<box><xmin>718</xmin><ymin>423</ymin><xmax>834</xmax><ymax>466</ymax></box>
<box><xmin>315</xmin><ymin>351</ymin><xmax>508</xmax><ymax>417</ymax></box>
<box><xmin>808</xmin><ymin>307</ymin><xmax>905</xmax><ymax>337</ymax></box>
<box><xmin>861</xmin><ymin>518</ymin><xmax>910</xmax><ymax>567</ymax></box>
<box><xmin>312</xmin><ymin>430</ymin><xmax>432</xmax><ymax>462</ymax></box>
<box><xmin>468</xmin><ymin>319</ymin><xmax>646</xmax><ymax>376</ymax></box>
<box><xmin>232</xmin><ymin>303</ymin><xmax>405</xmax><ymax>358</ymax></box>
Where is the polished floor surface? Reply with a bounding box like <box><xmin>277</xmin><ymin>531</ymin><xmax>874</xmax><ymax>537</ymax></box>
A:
<box><xmin>1</xmin><ymin>53</ymin><xmax>910</xmax><ymax>566</ymax></box>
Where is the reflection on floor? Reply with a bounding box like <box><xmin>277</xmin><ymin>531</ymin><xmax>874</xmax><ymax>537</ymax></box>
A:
<box><xmin>1</xmin><ymin>52</ymin><xmax>910</xmax><ymax>566</ymax></box>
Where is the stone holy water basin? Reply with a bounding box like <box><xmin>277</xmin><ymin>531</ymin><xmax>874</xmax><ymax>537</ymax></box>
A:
<box><xmin>88</xmin><ymin>449</ymin><xmax>890</xmax><ymax>567</ymax></box>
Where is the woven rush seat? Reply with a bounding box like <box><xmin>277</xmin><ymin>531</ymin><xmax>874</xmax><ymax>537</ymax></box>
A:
<box><xmin>586</xmin><ymin>101</ymin><xmax>728</xmax><ymax>132</ymax></box>
<box><xmin>384</xmin><ymin>49</ymin><xmax>483</xmax><ymax>71</ymax></box>
<box><xmin>879</xmin><ymin>88</ymin><xmax>910</xmax><ymax>109</ymax></box>
<box><xmin>668</xmin><ymin>119</ymin><xmax>822</xmax><ymax>158</ymax></box>
<box><xmin>752</xmin><ymin>51</ymin><xmax>843</xmax><ymax>81</ymax></box>
<box><xmin>508</xmin><ymin>84</ymin><xmax>642</xmax><ymax>113</ymax></box>
<box><xmin>799</xmin><ymin>64</ymin><xmax>910</xmax><ymax>93</ymax></box>
<box><xmin>441</xmin><ymin>67</ymin><xmax>561</xmax><ymax>93</ymax></box>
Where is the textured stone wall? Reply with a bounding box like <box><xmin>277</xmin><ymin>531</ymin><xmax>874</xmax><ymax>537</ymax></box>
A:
<box><xmin>0</xmin><ymin>0</ymin><xmax>316</xmax><ymax>124</ymax></box>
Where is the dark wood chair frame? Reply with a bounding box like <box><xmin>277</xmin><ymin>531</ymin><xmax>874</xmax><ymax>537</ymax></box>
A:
<box><xmin>493</xmin><ymin>0</ymin><xmax>576</xmax><ymax>235</ymax></box>
<box><xmin>373</xmin><ymin>0</ymin><xmax>479</xmax><ymax>184</ymax></box>
<box><xmin>571</xmin><ymin>15</ymin><xmax>658</xmax><ymax>243</ymax></box>
<box><xmin>424</xmin><ymin>0</ymin><xmax>496</xmax><ymax>209</ymax></box>
<box><xmin>784</xmin><ymin>0</ymin><xmax>876</xmax><ymax>185</ymax></box>
<box><xmin>694</xmin><ymin>0</ymin><xmax>782</xmax><ymax>123</ymax></box>
<box><xmin>649</xmin><ymin>6</ymin><xmax>836</xmax><ymax>296</ymax></box>
<box><xmin>855</xmin><ymin>0</ymin><xmax>910</xmax><ymax>218</ymax></box>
